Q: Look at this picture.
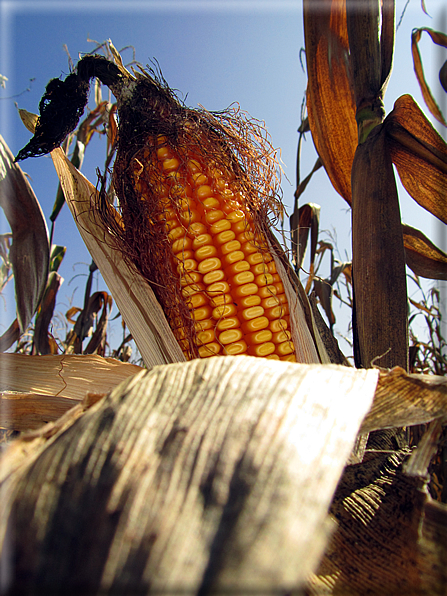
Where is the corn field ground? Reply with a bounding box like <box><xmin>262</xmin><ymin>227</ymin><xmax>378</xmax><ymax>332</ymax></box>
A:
<box><xmin>0</xmin><ymin>1</ymin><xmax>447</xmax><ymax>594</ymax></box>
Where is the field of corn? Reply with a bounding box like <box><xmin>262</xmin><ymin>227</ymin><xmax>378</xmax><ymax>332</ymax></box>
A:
<box><xmin>0</xmin><ymin>0</ymin><xmax>447</xmax><ymax>594</ymax></box>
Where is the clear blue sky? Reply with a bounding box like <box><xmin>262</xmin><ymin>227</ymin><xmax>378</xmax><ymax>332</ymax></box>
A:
<box><xmin>0</xmin><ymin>0</ymin><xmax>446</xmax><ymax>357</ymax></box>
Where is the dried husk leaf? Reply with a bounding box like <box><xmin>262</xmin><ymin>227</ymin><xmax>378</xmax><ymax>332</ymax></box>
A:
<box><xmin>0</xmin><ymin>356</ymin><xmax>378</xmax><ymax>594</ymax></box>
<box><xmin>403</xmin><ymin>223</ymin><xmax>447</xmax><ymax>280</ymax></box>
<box><xmin>386</xmin><ymin>94</ymin><xmax>447</xmax><ymax>225</ymax></box>
<box><xmin>411</xmin><ymin>28</ymin><xmax>447</xmax><ymax>126</ymax></box>
<box><xmin>0</xmin><ymin>392</ymin><xmax>81</xmax><ymax>431</ymax></box>
<box><xmin>351</xmin><ymin>124</ymin><xmax>408</xmax><ymax>369</ymax></box>
<box><xmin>49</xmin><ymin>148</ymin><xmax>186</xmax><ymax>367</ymax></box>
<box><xmin>0</xmin><ymin>353</ymin><xmax>142</xmax><ymax>402</ymax></box>
<box><xmin>360</xmin><ymin>366</ymin><xmax>447</xmax><ymax>433</ymax></box>
<box><xmin>0</xmin><ymin>136</ymin><xmax>49</xmax><ymax>334</ymax></box>
<box><xmin>303</xmin><ymin>0</ymin><xmax>357</xmax><ymax>205</ymax></box>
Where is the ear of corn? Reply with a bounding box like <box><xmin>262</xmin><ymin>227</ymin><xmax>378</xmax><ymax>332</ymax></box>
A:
<box><xmin>132</xmin><ymin>134</ymin><xmax>296</xmax><ymax>362</ymax></box>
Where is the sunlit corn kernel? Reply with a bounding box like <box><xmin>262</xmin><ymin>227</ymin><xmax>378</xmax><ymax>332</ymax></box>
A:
<box><xmin>194</xmin><ymin>318</ymin><xmax>213</xmax><ymax>331</ymax></box>
<box><xmin>192</xmin><ymin>173</ymin><xmax>208</xmax><ymax>187</ymax></box>
<box><xmin>219</xmin><ymin>328</ymin><xmax>243</xmax><ymax>345</ymax></box>
<box><xmin>258</xmin><ymin>285</ymin><xmax>277</xmax><ymax>299</ymax></box>
<box><xmin>226</xmin><ymin>210</ymin><xmax>245</xmax><ymax>223</ymax></box>
<box><xmin>241</xmin><ymin>316</ymin><xmax>269</xmax><ymax>334</ymax></box>
<box><xmin>275</xmin><ymin>341</ymin><xmax>295</xmax><ymax>356</ymax></box>
<box><xmin>237</xmin><ymin>294</ymin><xmax>261</xmax><ymax>309</ymax></box>
<box><xmin>209</xmin><ymin>293</ymin><xmax>232</xmax><ymax>308</ymax></box>
<box><xmin>272</xmin><ymin>329</ymin><xmax>292</xmax><ymax>344</ymax></box>
<box><xmin>198</xmin><ymin>342</ymin><xmax>221</xmax><ymax>357</ymax></box>
<box><xmin>195</xmin><ymin>245</ymin><xmax>218</xmax><ymax>262</ymax></box>
<box><xmin>192</xmin><ymin>233</ymin><xmax>213</xmax><ymax>249</ymax></box>
<box><xmin>181</xmin><ymin>282</ymin><xmax>205</xmax><ymax>298</ymax></box>
<box><xmin>176</xmin><ymin>258</ymin><xmax>197</xmax><ymax>274</ymax></box>
<box><xmin>157</xmin><ymin>146</ymin><xmax>172</xmax><ymax>160</ymax></box>
<box><xmin>272</xmin><ymin>274</ymin><xmax>282</xmax><ymax>284</ymax></box>
<box><xmin>204</xmin><ymin>209</ymin><xmax>225</xmax><ymax>224</ymax></box>
<box><xmin>178</xmin><ymin>209</ymin><xmax>201</xmax><ymax>226</ymax></box>
<box><xmin>198</xmin><ymin>257</ymin><xmax>222</xmax><ymax>275</ymax></box>
<box><xmin>266</xmin><ymin>354</ymin><xmax>281</xmax><ymax>360</ymax></box>
<box><xmin>216</xmin><ymin>316</ymin><xmax>240</xmax><ymax>331</ymax></box>
<box><xmin>224</xmin><ymin>260</ymin><xmax>250</xmax><ymax>277</ymax></box>
<box><xmin>232</xmin><ymin>219</ymin><xmax>250</xmax><ymax>235</ymax></box>
<box><xmin>241</xmin><ymin>242</ymin><xmax>259</xmax><ymax>256</ymax></box>
<box><xmin>210</xmin><ymin>219</ymin><xmax>232</xmax><ymax>235</ymax></box>
<box><xmin>167</xmin><ymin>224</ymin><xmax>185</xmax><ymax>242</ymax></box>
<box><xmin>220</xmin><ymin>239</ymin><xmax>242</xmax><ymax>256</ymax></box>
<box><xmin>173</xmin><ymin>251</ymin><xmax>194</xmax><ymax>265</ymax></box>
<box><xmin>247</xmin><ymin>342</ymin><xmax>275</xmax><ymax>357</ymax></box>
<box><xmin>163</xmin><ymin>157</ymin><xmax>180</xmax><ymax>172</ymax></box>
<box><xmin>180</xmin><ymin>271</ymin><xmax>202</xmax><ymax>286</ymax></box>
<box><xmin>233</xmin><ymin>282</ymin><xmax>258</xmax><ymax>299</ymax></box>
<box><xmin>187</xmin><ymin>159</ymin><xmax>201</xmax><ymax>174</ymax></box>
<box><xmin>280</xmin><ymin>353</ymin><xmax>297</xmax><ymax>362</ymax></box>
<box><xmin>274</xmin><ymin>281</ymin><xmax>285</xmax><ymax>294</ymax></box>
<box><xmin>223</xmin><ymin>340</ymin><xmax>248</xmax><ymax>355</ymax></box>
<box><xmin>265</xmin><ymin>303</ymin><xmax>289</xmax><ymax>320</ymax></box>
<box><xmin>222</xmin><ymin>250</ymin><xmax>245</xmax><ymax>267</ymax></box>
<box><xmin>231</xmin><ymin>270</ymin><xmax>255</xmax><ymax>286</ymax></box>
<box><xmin>201</xmin><ymin>197</ymin><xmax>221</xmax><ymax>211</ymax></box>
<box><xmin>239</xmin><ymin>305</ymin><xmax>265</xmax><ymax>322</ymax></box>
<box><xmin>196</xmin><ymin>185</ymin><xmax>213</xmax><ymax>200</ymax></box>
<box><xmin>246</xmin><ymin>252</ymin><xmax>272</xmax><ymax>266</ymax></box>
<box><xmin>186</xmin><ymin>222</ymin><xmax>208</xmax><ymax>237</ymax></box>
<box><xmin>220</xmin><ymin>199</ymin><xmax>239</xmax><ymax>213</ymax></box>
<box><xmin>207</xmin><ymin>281</ymin><xmax>230</xmax><ymax>295</ymax></box>
<box><xmin>261</xmin><ymin>295</ymin><xmax>281</xmax><ymax>309</ymax></box>
<box><xmin>245</xmin><ymin>329</ymin><xmax>273</xmax><ymax>345</ymax></box>
<box><xmin>212</xmin><ymin>303</ymin><xmax>238</xmax><ymax>319</ymax></box>
<box><xmin>254</xmin><ymin>273</ymin><xmax>275</xmax><ymax>287</ymax></box>
<box><xmin>197</xmin><ymin>329</ymin><xmax>216</xmax><ymax>345</ymax></box>
<box><xmin>172</xmin><ymin>236</ymin><xmax>193</xmax><ymax>254</ymax></box>
<box><xmin>214</xmin><ymin>229</ymin><xmax>236</xmax><ymax>245</ymax></box>
<box><xmin>192</xmin><ymin>306</ymin><xmax>212</xmax><ymax>321</ymax></box>
<box><xmin>269</xmin><ymin>318</ymin><xmax>288</xmax><ymax>333</ymax></box>
<box><xmin>186</xmin><ymin>293</ymin><xmax>208</xmax><ymax>310</ymax></box>
<box><xmin>203</xmin><ymin>269</ymin><xmax>225</xmax><ymax>285</ymax></box>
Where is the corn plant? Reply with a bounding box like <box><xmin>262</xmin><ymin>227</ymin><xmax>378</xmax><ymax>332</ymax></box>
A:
<box><xmin>300</xmin><ymin>0</ymin><xmax>447</xmax><ymax>371</ymax></box>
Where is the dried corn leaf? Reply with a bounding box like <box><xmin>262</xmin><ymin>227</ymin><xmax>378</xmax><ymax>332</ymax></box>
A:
<box><xmin>386</xmin><ymin>94</ymin><xmax>447</xmax><ymax>225</ymax></box>
<box><xmin>0</xmin><ymin>353</ymin><xmax>142</xmax><ymax>401</ymax></box>
<box><xmin>0</xmin><ymin>357</ymin><xmax>378</xmax><ymax>594</ymax></box>
<box><xmin>50</xmin><ymin>147</ymin><xmax>185</xmax><ymax>367</ymax></box>
<box><xmin>303</xmin><ymin>0</ymin><xmax>357</xmax><ymax>204</ymax></box>
<box><xmin>411</xmin><ymin>28</ymin><xmax>447</xmax><ymax>126</ymax></box>
<box><xmin>0</xmin><ymin>392</ymin><xmax>80</xmax><ymax>431</ymax></box>
<box><xmin>361</xmin><ymin>366</ymin><xmax>447</xmax><ymax>433</ymax></box>
<box><xmin>403</xmin><ymin>223</ymin><xmax>447</xmax><ymax>280</ymax></box>
<box><xmin>0</xmin><ymin>136</ymin><xmax>49</xmax><ymax>334</ymax></box>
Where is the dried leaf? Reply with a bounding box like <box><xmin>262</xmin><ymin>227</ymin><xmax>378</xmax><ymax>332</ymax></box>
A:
<box><xmin>33</xmin><ymin>271</ymin><xmax>63</xmax><ymax>355</ymax></box>
<box><xmin>0</xmin><ymin>392</ymin><xmax>81</xmax><ymax>431</ymax></box>
<box><xmin>291</xmin><ymin>202</ymin><xmax>320</xmax><ymax>271</ymax></box>
<box><xmin>0</xmin><ymin>357</ymin><xmax>378</xmax><ymax>593</ymax></box>
<box><xmin>303</xmin><ymin>0</ymin><xmax>357</xmax><ymax>204</ymax></box>
<box><xmin>49</xmin><ymin>147</ymin><xmax>185</xmax><ymax>367</ymax></box>
<box><xmin>0</xmin><ymin>353</ymin><xmax>142</xmax><ymax>402</ymax></box>
<box><xmin>0</xmin><ymin>136</ymin><xmax>49</xmax><ymax>333</ymax></box>
<box><xmin>411</xmin><ymin>28</ymin><xmax>447</xmax><ymax>126</ymax></box>
<box><xmin>403</xmin><ymin>223</ymin><xmax>447</xmax><ymax>280</ymax></box>
<box><xmin>386</xmin><ymin>95</ymin><xmax>447</xmax><ymax>225</ymax></box>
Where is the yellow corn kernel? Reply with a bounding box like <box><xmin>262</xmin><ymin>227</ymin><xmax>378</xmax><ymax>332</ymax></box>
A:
<box><xmin>144</xmin><ymin>138</ymin><xmax>296</xmax><ymax>361</ymax></box>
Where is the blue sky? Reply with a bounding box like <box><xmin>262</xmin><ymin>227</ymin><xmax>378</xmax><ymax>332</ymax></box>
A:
<box><xmin>0</xmin><ymin>0</ymin><xmax>446</xmax><ymax>356</ymax></box>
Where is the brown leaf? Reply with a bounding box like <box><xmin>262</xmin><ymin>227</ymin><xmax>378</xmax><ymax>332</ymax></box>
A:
<box><xmin>403</xmin><ymin>223</ymin><xmax>447</xmax><ymax>280</ymax></box>
<box><xmin>386</xmin><ymin>95</ymin><xmax>447</xmax><ymax>225</ymax></box>
<box><xmin>33</xmin><ymin>271</ymin><xmax>63</xmax><ymax>355</ymax></box>
<box><xmin>411</xmin><ymin>28</ymin><xmax>447</xmax><ymax>126</ymax></box>
<box><xmin>303</xmin><ymin>0</ymin><xmax>357</xmax><ymax>205</ymax></box>
<box><xmin>291</xmin><ymin>202</ymin><xmax>320</xmax><ymax>271</ymax></box>
<box><xmin>0</xmin><ymin>136</ymin><xmax>49</xmax><ymax>333</ymax></box>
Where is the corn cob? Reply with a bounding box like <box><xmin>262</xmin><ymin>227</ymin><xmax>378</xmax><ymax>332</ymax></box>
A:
<box><xmin>131</xmin><ymin>133</ymin><xmax>296</xmax><ymax>361</ymax></box>
<box><xmin>15</xmin><ymin>53</ymin><xmax>297</xmax><ymax>362</ymax></box>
